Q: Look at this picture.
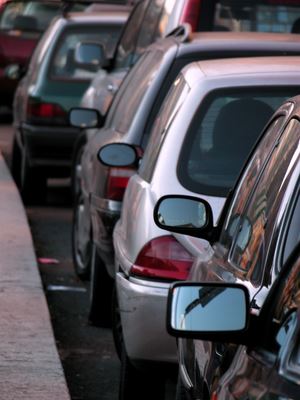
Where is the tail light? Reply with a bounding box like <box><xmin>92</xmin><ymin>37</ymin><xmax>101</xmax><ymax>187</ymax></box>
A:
<box><xmin>26</xmin><ymin>99</ymin><xmax>67</xmax><ymax>125</ymax></box>
<box><xmin>130</xmin><ymin>236</ymin><xmax>194</xmax><ymax>281</ymax></box>
<box><xmin>105</xmin><ymin>167</ymin><xmax>135</xmax><ymax>201</ymax></box>
<box><xmin>179</xmin><ymin>0</ymin><xmax>202</xmax><ymax>31</ymax></box>
<box><xmin>211</xmin><ymin>392</ymin><xmax>218</xmax><ymax>400</ymax></box>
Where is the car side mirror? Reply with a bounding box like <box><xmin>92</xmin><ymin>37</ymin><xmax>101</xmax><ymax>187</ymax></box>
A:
<box><xmin>153</xmin><ymin>195</ymin><xmax>215</xmax><ymax>241</ymax></box>
<box><xmin>69</xmin><ymin>107</ymin><xmax>104</xmax><ymax>129</ymax></box>
<box><xmin>167</xmin><ymin>282</ymin><xmax>250</xmax><ymax>343</ymax></box>
<box><xmin>97</xmin><ymin>143</ymin><xmax>142</xmax><ymax>168</ymax></box>
<box><xmin>75</xmin><ymin>41</ymin><xmax>107</xmax><ymax>70</ymax></box>
<box><xmin>5</xmin><ymin>64</ymin><xmax>23</xmax><ymax>80</ymax></box>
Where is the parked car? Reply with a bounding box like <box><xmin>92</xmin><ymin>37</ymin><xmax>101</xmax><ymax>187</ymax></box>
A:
<box><xmin>69</xmin><ymin>31</ymin><xmax>300</xmax><ymax>327</ymax></box>
<box><xmin>71</xmin><ymin>0</ymin><xmax>300</xmax><ymax>187</ymax></box>
<box><xmin>167</xmin><ymin>241</ymin><xmax>300</xmax><ymax>400</ymax></box>
<box><xmin>10</xmin><ymin>7</ymin><xmax>128</xmax><ymax>203</ymax></box>
<box><xmin>154</xmin><ymin>93</ymin><xmax>300</xmax><ymax>399</ymax></box>
<box><xmin>70</xmin><ymin>0</ymin><xmax>208</xmax><ymax>201</ymax></box>
<box><xmin>98</xmin><ymin>56</ymin><xmax>300</xmax><ymax>399</ymax></box>
<box><xmin>0</xmin><ymin>0</ymin><xmax>100</xmax><ymax>109</ymax></box>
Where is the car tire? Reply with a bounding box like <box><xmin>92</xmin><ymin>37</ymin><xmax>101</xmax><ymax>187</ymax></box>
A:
<box><xmin>88</xmin><ymin>243</ymin><xmax>113</xmax><ymax>327</ymax></box>
<box><xmin>111</xmin><ymin>284</ymin><xmax>123</xmax><ymax>359</ymax></box>
<box><xmin>11</xmin><ymin>137</ymin><xmax>22</xmax><ymax>187</ymax></box>
<box><xmin>119</xmin><ymin>343</ymin><xmax>165</xmax><ymax>400</ymax></box>
<box><xmin>72</xmin><ymin>193</ymin><xmax>92</xmax><ymax>280</ymax></box>
<box><xmin>71</xmin><ymin>136</ymin><xmax>86</xmax><ymax>203</ymax></box>
<box><xmin>20</xmin><ymin>150</ymin><xmax>47</xmax><ymax>205</ymax></box>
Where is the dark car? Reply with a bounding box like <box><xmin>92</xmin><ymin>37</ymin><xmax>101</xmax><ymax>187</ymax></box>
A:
<box><xmin>69</xmin><ymin>30</ymin><xmax>300</xmax><ymax>332</ymax></box>
<box><xmin>10</xmin><ymin>7</ymin><xmax>128</xmax><ymax>203</ymax></box>
<box><xmin>154</xmin><ymin>95</ymin><xmax>300</xmax><ymax>399</ymax></box>
<box><xmin>168</xmin><ymin>240</ymin><xmax>300</xmax><ymax>400</ymax></box>
<box><xmin>0</xmin><ymin>0</ymin><xmax>97</xmax><ymax>109</ymax></box>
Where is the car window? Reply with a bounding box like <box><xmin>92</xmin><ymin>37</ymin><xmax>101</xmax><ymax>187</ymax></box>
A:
<box><xmin>105</xmin><ymin>50</ymin><xmax>166</xmax><ymax>134</ymax></box>
<box><xmin>134</xmin><ymin>0</ymin><xmax>165</xmax><ymax>58</ymax></box>
<box><xmin>50</xmin><ymin>25</ymin><xmax>121</xmax><ymax>80</ymax></box>
<box><xmin>229</xmin><ymin>118</ymin><xmax>300</xmax><ymax>285</ymax></box>
<box><xmin>213</xmin><ymin>0</ymin><xmax>300</xmax><ymax>33</ymax></box>
<box><xmin>139</xmin><ymin>73</ymin><xmax>190</xmax><ymax>182</ymax></box>
<box><xmin>283</xmin><ymin>191</ymin><xmax>300</xmax><ymax>265</ymax></box>
<box><xmin>177</xmin><ymin>88</ymin><xmax>296</xmax><ymax>198</ymax></box>
<box><xmin>0</xmin><ymin>1</ymin><xmax>61</xmax><ymax>31</ymax></box>
<box><xmin>114</xmin><ymin>0</ymin><xmax>149</xmax><ymax>69</ymax></box>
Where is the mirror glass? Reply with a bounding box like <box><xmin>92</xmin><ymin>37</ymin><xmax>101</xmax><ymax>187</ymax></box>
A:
<box><xmin>156</xmin><ymin>198</ymin><xmax>207</xmax><ymax>229</ymax></box>
<box><xmin>98</xmin><ymin>144</ymin><xmax>137</xmax><ymax>167</ymax></box>
<box><xmin>5</xmin><ymin>64</ymin><xmax>21</xmax><ymax>80</ymax></box>
<box><xmin>75</xmin><ymin>42</ymin><xmax>104</xmax><ymax>66</ymax></box>
<box><xmin>69</xmin><ymin>109</ymin><xmax>98</xmax><ymax>128</ymax></box>
<box><xmin>170</xmin><ymin>285</ymin><xmax>247</xmax><ymax>332</ymax></box>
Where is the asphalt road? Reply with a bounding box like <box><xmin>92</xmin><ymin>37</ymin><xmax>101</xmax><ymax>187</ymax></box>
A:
<box><xmin>0</xmin><ymin>118</ymin><xmax>176</xmax><ymax>400</ymax></box>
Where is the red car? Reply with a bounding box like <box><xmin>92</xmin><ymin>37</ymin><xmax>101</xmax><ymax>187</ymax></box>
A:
<box><xmin>0</xmin><ymin>0</ymin><xmax>106</xmax><ymax>109</ymax></box>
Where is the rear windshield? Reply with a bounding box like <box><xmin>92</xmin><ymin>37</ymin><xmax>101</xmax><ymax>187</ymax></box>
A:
<box><xmin>0</xmin><ymin>1</ymin><xmax>86</xmax><ymax>32</ymax></box>
<box><xmin>177</xmin><ymin>87</ymin><xmax>299</xmax><ymax>197</ymax></box>
<box><xmin>213</xmin><ymin>0</ymin><xmax>300</xmax><ymax>33</ymax></box>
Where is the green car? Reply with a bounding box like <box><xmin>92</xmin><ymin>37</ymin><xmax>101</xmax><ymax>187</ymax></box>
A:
<box><xmin>11</xmin><ymin>6</ymin><xmax>128</xmax><ymax>203</ymax></box>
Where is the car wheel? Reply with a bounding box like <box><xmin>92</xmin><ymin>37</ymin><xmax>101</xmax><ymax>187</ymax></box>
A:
<box><xmin>88</xmin><ymin>243</ymin><xmax>113</xmax><ymax>327</ymax></box>
<box><xmin>20</xmin><ymin>149</ymin><xmax>47</xmax><ymax>204</ymax></box>
<box><xmin>119</xmin><ymin>343</ymin><xmax>165</xmax><ymax>400</ymax></box>
<box><xmin>72</xmin><ymin>193</ymin><xmax>92</xmax><ymax>280</ymax></box>
<box><xmin>71</xmin><ymin>138</ymin><xmax>86</xmax><ymax>203</ymax></box>
<box><xmin>111</xmin><ymin>284</ymin><xmax>122</xmax><ymax>359</ymax></box>
<box><xmin>10</xmin><ymin>137</ymin><xmax>22</xmax><ymax>187</ymax></box>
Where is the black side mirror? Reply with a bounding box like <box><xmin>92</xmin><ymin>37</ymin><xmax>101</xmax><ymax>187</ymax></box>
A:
<box><xmin>69</xmin><ymin>107</ymin><xmax>104</xmax><ymax>129</ymax></box>
<box><xmin>153</xmin><ymin>195</ymin><xmax>215</xmax><ymax>241</ymax></box>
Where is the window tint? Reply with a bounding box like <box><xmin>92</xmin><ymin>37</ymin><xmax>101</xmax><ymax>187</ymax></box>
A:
<box><xmin>105</xmin><ymin>50</ymin><xmax>165</xmax><ymax>134</ymax></box>
<box><xmin>177</xmin><ymin>89</ymin><xmax>295</xmax><ymax>198</ymax></box>
<box><xmin>283</xmin><ymin>188</ymin><xmax>300</xmax><ymax>264</ymax></box>
<box><xmin>50</xmin><ymin>26</ymin><xmax>121</xmax><ymax>80</ymax></box>
<box><xmin>230</xmin><ymin>119</ymin><xmax>300</xmax><ymax>285</ymax></box>
<box><xmin>114</xmin><ymin>0</ymin><xmax>148</xmax><ymax>69</ymax></box>
<box><xmin>139</xmin><ymin>74</ymin><xmax>190</xmax><ymax>182</ymax></box>
<box><xmin>220</xmin><ymin>115</ymin><xmax>286</xmax><ymax>250</ymax></box>
<box><xmin>213</xmin><ymin>1</ymin><xmax>300</xmax><ymax>33</ymax></box>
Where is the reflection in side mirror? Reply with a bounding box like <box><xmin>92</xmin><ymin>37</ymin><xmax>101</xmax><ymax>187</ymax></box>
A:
<box><xmin>153</xmin><ymin>195</ymin><xmax>215</xmax><ymax>240</ymax></box>
<box><xmin>75</xmin><ymin>41</ymin><xmax>106</xmax><ymax>69</ymax></box>
<box><xmin>168</xmin><ymin>283</ymin><xmax>249</xmax><ymax>335</ymax></box>
<box><xmin>5</xmin><ymin>64</ymin><xmax>22</xmax><ymax>80</ymax></box>
<box><xmin>69</xmin><ymin>108</ymin><xmax>102</xmax><ymax>129</ymax></box>
<box><xmin>98</xmin><ymin>143</ymin><xmax>139</xmax><ymax>168</ymax></box>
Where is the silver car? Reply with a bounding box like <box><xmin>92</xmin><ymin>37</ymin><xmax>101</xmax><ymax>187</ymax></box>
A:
<box><xmin>104</xmin><ymin>57</ymin><xmax>300</xmax><ymax>398</ymax></box>
<box><xmin>70</xmin><ymin>31</ymin><xmax>300</xmax><ymax>330</ymax></box>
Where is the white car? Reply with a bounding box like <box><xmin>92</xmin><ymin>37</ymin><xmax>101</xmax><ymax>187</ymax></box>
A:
<box><xmin>99</xmin><ymin>56</ymin><xmax>300</xmax><ymax>398</ymax></box>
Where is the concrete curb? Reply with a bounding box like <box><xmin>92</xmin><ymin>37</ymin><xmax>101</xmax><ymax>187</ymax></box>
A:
<box><xmin>0</xmin><ymin>153</ymin><xmax>70</xmax><ymax>399</ymax></box>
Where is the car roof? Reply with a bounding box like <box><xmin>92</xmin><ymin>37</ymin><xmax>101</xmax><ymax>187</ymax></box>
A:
<box><xmin>175</xmin><ymin>31</ymin><xmax>300</xmax><ymax>56</ymax></box>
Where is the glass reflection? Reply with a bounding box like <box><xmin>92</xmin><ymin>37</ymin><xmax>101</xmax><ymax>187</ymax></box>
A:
<box><xmin>70</xmin><ymin>109</ymin><xmax>98</xmax><ymax>128</ymax></box>
<box><xmin>157</xmin><ymin>198</ymin><xmax>207</xmax><ymax>229</ymax></box>
<box><xmin>171</xmin><ymin>285</ymin><xmax>246</xmax><ymax>332</ymax></box>
<box><xmin>99</xmin><ymin>144</ymin><xmax>136</xmax><ymax>167</ymax></box>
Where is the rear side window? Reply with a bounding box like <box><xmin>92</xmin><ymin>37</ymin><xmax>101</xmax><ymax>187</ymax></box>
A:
<box><xmin>105</xmin><ymin>50</ymin><xmax>166</xmax><ymax>134</ymax></box>
<box><xmin>50</xmin><ymin>25</ymin><xmax>121</xmax><ymax>80</ymax></box>
<box><xmin>139</xmin><ymin>74</ymin><xmax>190</xmax><ymax>182</ymax></box>
<box><xmin>177</xmin><ymin>88</ymin><xmax>297</xmax><ymax>198</ymax></box>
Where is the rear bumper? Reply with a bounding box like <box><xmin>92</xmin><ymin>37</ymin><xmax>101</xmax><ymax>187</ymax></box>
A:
<box><xmin>21</xmin><ymin>122</ymin><xmax>80</xmax><ymax>175</ymax></box>
<box><xmin>116</xmin><ymin>271</ymin><xmax>177</xmax><ymax>365</ymax></box>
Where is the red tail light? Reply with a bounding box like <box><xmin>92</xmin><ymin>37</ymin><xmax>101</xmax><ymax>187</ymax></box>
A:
<box><xmin>27</xmin><ymin>99</ymin><xmax>67</xmax><ymax>125</ymax></box>
<box><xmin>211</xmin><ymin>392</ymin><xmax>218</xmax><ymax>400</ymax></box>
<box><xmin>179</xmin><ymin>0</ymin><xmax>202</xmax><ymax>31</ymax></box>
<box><xmin>130</xmin><ymin>236</ymin><xmax>194</xmax><ymax>281</ymax></box>
<box><xmin>106</xmin><ymin>167</ymin><xmax>135</xmax><ymax>201</ymax></box>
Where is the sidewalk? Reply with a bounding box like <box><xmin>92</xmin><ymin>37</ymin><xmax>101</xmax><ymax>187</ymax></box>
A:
<box><xmin>0</xmin><ymin>152</ymin><xmax>70</xmax><ymax>399</ymax></box>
